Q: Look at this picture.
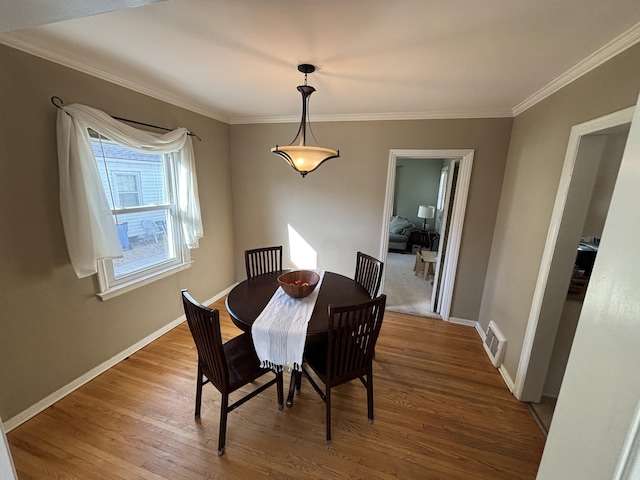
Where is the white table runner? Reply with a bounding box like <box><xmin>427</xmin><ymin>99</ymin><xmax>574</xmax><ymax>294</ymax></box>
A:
<box><xmin>251</xmin><ymin>270</ymin><xmax>325</xmax><ymax>371</ymax></box>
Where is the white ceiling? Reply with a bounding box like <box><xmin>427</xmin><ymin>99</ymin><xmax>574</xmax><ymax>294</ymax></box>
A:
<box><xmin>2</xmin><ymin>0</ymin><xmax>640</xmax><ymax>124</ymax></box>
<box><xmin>0</xmin><ymin>0</ymin><xmax>165</xmax><ymax>32</ymax></box>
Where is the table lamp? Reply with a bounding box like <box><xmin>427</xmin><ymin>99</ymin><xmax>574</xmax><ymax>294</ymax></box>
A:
<box><xmin>417</xmin><ymin>205</ymin><xmax>435</xmax><ymax>231</ymax></box>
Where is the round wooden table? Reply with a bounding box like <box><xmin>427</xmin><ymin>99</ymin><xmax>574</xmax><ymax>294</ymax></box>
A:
<box><xmin>225</xmin><ymin>270</ymin><xmax>371</xmax><ymax>405</ymax></box>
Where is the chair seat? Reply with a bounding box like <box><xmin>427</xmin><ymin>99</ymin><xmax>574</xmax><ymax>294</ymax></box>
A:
<box><xmin>224</xmin><ymin>333</ymin><xmax>270</xmax><ymax>391</ymax></box>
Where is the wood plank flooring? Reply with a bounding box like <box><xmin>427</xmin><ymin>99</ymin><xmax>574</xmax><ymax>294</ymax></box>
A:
<box><xmin>7</xmin><ymin>297</ymin><xmax>545</xmax><ymax>479</ymax></box>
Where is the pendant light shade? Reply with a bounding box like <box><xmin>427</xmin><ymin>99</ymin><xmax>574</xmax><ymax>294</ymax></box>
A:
<box><xmin>271</xmin><ymin>64</ymin><xmax>339</xmax><ymax>177</ymax></box>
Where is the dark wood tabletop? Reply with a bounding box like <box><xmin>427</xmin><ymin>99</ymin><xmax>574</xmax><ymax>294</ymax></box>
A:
<box><xmin>225</xmin><ymin>269</ymin><xmax>372</xmax><ymax>407</ymax></box>
<box><xmin>225</xmin><ymin>270</ymin><xmax>371</xmax><ymax>341</ymax></box>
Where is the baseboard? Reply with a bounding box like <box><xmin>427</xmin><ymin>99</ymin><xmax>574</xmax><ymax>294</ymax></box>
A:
<box><xmin>3</xmin><ymin>286</ymin><xmax>235</xmax><ymax>433</ymax></box>
<box><xmin>471</xmin><ymin>321</ymin><xmax>516</xmax><ymax>394</ymax></box>
<box><xmin>203</xmin><ymin>283</ymin><xmax>236</xmax><ymax>308</ymax></box>
<box><xmin>475</xmin><ymin>322</ymin><xmax>486</xmax><ymax>340</ymax></box>
<box><xmin>448</xmin><ymin>316</ymin><xmax>477</xmax><ymax>328</ymax></box>
<box><xmin>541</xmin><ymin>392</ymin><xmax>559</xmax><ymax>401</ymax></box>
<box><xmin>498</xmin><ymin>364</ymin><xmax>516</xmax><ymax>393</ymax></box>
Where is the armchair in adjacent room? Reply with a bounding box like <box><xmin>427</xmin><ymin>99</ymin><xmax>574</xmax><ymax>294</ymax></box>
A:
<box><xmin>388</xmin><ymin>216</ymin><xmax>415</xmax><ymax>251</ymax></box>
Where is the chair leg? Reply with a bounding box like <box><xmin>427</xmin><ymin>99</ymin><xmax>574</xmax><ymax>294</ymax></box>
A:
<box><xmin>295</xmin><ymin>369</ymin><xmax>302</xmax><ymax>392</ymax></box>
<box><xmin>195</xmin><ymin>364</ymin><xmax>203</xmax><ymax>418</ymax></box>
<box><xmin>286</xmin><ymin>371</ymin><xmax>297</xmax><ymax>407</ymax></box>
<box><xmin>326</xmin><ymin>387</ymin><xmax>332</xmax><ymax>444</ymax></box>
<box><xmin>276</xmin><ymin>371</ymin><xmax>284</xmax><ymax>410</ymax></box>
<box><xmin>367</xmin><ymin>368</ymin><xmax>374</xmax><ymax>423</ymax></box>
<box><xmin>218</xmin><ymin>393</ymin><xmax>229</xmax><ymax>456</ymax></box>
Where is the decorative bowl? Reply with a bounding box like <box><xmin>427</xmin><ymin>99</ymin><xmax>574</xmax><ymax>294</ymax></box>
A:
<box><xmin>278</xmin><ymin>270</ymin><xmax>320</xmax><ymax>298</ymax></box>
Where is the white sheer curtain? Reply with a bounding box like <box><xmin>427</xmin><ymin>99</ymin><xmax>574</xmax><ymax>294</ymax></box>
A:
<box><xmin>56</xmin><ymin>103</ymin><xmax>203</xmax><ymax>278</ymax></box>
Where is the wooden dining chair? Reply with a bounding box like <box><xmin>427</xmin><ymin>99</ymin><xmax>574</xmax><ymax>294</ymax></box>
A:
<box><xmin>181</xmin><ymin>289</ymin><xmax>284</xmax><ymax>455</ymax></box>
<box><xmin>245</xmin><ymin>245</ymin><xmax>283</xmax><ymax>278</ymax></box>
<box><xmin>301</xmin><ymin>294</ymin><xmax>387</xmax><ymax>443</ymax></box>
<box><xmin>354</xmin><ymin>251</ymin><xmax>384</xmax><ymax>298</ymax></box>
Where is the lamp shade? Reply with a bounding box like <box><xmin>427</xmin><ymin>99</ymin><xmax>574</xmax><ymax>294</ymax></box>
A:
<box><xmin>271</xmin><ymin>145</ymin><xmax>339</xmax><ymax>176</ymax></box>
<box><xmin>417</xmin><ymin>205</ymin><xmax>435</xmax><ymax>219</ymax></box>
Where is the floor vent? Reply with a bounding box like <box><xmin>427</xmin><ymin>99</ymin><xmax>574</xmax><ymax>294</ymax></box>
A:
<box><xmin>483</xmin><ymin>321</ymin><xmax>507</xmax><ymax>368</ymax></box>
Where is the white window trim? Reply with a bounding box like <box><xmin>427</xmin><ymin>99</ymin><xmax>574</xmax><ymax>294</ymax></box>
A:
<box><xmin>97</xmin><ymin>259</ymin><xmax>193</xmax><ymax>301</ymax></box>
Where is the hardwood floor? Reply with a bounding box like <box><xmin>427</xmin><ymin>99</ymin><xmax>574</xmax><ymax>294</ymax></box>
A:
<box><xmin>7</xmin><ymin>297</ymin><xmax>545</xmax><ymax>479</ymax></box>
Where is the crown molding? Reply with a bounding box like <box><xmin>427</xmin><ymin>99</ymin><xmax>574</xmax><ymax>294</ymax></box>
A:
<box><xmin>0</xmin><ymin>34</ymin><xmax>231</xmax><ymax>124</ymax></box>
<box><xmin>0</xmin><ymin>34</ymin><xmax>512</xmax><ymax>125</ymax></box>
<box><xmin>230</xmin><ymin>109</ymin><xmax>513</xmax><ymax>125</ymax></box>
<box><xmin>512</xmin><ymin>21</ymin><xmax>640</xmax><ymax>116</ymax></box>
<box><xmin>4</xmin><ymin>20</ymin><xmax>640</xmax><ymax>125</ymax></box>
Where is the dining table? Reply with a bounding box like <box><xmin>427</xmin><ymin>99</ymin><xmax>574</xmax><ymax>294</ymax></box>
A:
<box><xmin>225</xmin><ymin>269</ymin><xmax>372</xmax><ymax>406</ymax></box>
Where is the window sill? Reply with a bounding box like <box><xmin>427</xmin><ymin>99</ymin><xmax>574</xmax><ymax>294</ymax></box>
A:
<box><xmin>97</xmin><ymin>261</ymin><xmax>193</xmax><ymax>301</ymax></box>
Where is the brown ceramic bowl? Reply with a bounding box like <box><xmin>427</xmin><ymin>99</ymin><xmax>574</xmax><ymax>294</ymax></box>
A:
<box><xmin>277</xmin><ymin>270</ymin><xmax>320</xmax><ymax>298</ymax></box>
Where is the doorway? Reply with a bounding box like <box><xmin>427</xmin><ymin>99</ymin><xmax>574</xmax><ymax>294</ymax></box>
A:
<box><xmin>384</xmin><ymin>158</ymin><xmax>444</xmax><ymax>318</ymax></box>
<box><xmin>515</xmin><ymin>107</ymin><xmax>635</xmax><ymax>410</ymax></box>
<box><xmin>379</xmin><ymin>149</ymin><xmax>474</xmax><ymax>321</ymax></box>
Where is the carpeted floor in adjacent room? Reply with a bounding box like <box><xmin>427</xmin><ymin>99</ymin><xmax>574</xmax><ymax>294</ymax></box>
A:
<box><xmin>383</xmin><ymin>251</ymin><xmax>437</xmax><ymax>318</ymax></box>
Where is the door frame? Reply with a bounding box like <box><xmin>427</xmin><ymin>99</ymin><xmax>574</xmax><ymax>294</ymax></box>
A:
<box><xmin>431</xmin><ymin>160</ymin><xmax>460</xmax><ymax>313</ymax></box>
<box><xmin>514</xmin><ymin>106</ymin><xmax>635</xmax><ymax>401</ymax></box>
<box><xmin>379</xmin><ymin>149</ymin><xmax>474</xmax><ymax>321</ymax></box>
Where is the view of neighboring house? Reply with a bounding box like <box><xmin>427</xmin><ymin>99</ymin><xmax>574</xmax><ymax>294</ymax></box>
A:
<box><xmin>92</xmin><ymin>139</ymin><xmax>172</xmax><ymax>276</ymax></box>
<box><xmin>93</xmin><ymin>139</ymin><xmax>166</xmax><ymax>241</ymax></box>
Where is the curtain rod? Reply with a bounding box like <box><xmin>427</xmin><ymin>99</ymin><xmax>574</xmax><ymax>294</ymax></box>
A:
<box><xmin>51</xmin><ymin>96</ymin><xmax>201</xmax><ymax>141</ymax></box>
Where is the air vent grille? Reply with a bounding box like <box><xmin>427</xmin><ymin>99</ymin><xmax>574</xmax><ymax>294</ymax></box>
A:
<box><xmin>483</xmin><ymin>321</ymin><xmax>507</xmax><ymax>368</ymax></box>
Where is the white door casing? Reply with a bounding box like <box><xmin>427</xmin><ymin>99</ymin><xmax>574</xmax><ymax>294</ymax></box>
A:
<box><xmin>380</xmin><ymin>149</ymin><xmax>474</xmax><ymax>321</ymax></box>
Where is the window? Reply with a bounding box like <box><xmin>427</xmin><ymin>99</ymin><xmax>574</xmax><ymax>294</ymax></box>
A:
<box><xmin>56</xmin><ymin>102</ymin><xmax>202</xmax><ymax>292</ymax></box>
<box><xmin>92</xmin><ymin>134</ymin><xmax>192</xmax><ymax>299</ymax></box>
<box><xmin>437</xmin><ymin>166</ymin><xmax>448</xmax><ymax>211</ymax></box>
<box><xmin>114</xmin><ymin>173</ymin><xmax>141</xmax><ymax>207</ymax></box>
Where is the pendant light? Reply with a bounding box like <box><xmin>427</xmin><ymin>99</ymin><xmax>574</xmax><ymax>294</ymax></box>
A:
<box><xmin>271</xmin><ymin>64</ymin><xmax>340</xmax><ymax>177</ymax></box>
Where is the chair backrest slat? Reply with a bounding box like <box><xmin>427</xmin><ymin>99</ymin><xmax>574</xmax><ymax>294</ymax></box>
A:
<box><xmin>181</xmin><ymin>290</ymin><xmax>229</xmax><ymax>389</ymax></box>
<box><xmin>245</xmin><ymin>246</ymin><xmax>283</xmax><ymax>278</ymax></box>
<box><xmin>326</xmin><ymin>295</ymin><xmax>386</xmax><ymax>385</ymax></box>
<box><xmin>354</xmin><ymin>252</ymin><xmax>384</xmax><ymax>299</ymax></box>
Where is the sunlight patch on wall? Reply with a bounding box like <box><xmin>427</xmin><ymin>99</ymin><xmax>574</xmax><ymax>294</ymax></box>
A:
<box><xmin>287</xmin><ymin>224</ymin><xmax>317</xmax><ymax>269</ymax></box>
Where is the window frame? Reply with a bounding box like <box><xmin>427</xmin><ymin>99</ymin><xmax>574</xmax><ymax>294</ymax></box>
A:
<box><xmin>93</xmin><ymin>142</ymin><xmax>192</xmax><ymax>300</ymax></box>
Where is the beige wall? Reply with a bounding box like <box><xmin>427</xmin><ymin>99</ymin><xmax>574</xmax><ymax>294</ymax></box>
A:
<box><xmin>479</xmin><ymin>43</ymin><xmax>640</xmax><ymax>391</ymax></box>
<box><xmin>230</xmin><ymin>118</ymin><xmax>513</xmax><ymax>321</ymax></box>
<box><xmin>583</xmin><ymin>130</ymin><xmax>628</xmax><ymax>237</ymax></box>
<box><xmin>537</xmin><ymin>88</ymin><xmax>640</xmax><ymax>480</ymax></box>
<box><xmin>0</xmin><ymin>45</ymin><xmax>235</xmax><ymax>421</ymax></box>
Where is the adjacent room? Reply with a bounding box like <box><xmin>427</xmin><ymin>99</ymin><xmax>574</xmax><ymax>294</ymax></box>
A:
<box><xmin>384</xmin><ymin>157</ymin><xmax>444</xmax><ymax>318</ymax></box>
<box><xmin>2</xmin><ymin>2</ymin><xmax>640</xmax><ymax>479</ymax></box>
